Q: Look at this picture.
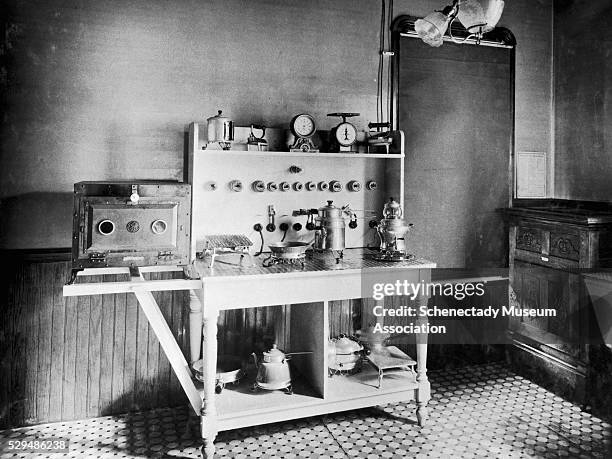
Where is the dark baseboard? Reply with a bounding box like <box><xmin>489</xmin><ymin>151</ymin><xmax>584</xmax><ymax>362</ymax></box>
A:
<box><xmin>0</xmin><ymin>248</ymin><xmax>71</xmax><ymax>263</ymax></box>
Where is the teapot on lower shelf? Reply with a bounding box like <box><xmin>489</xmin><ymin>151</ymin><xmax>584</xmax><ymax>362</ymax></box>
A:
<box><xmin>251</xmin><ymin>345</ymin><xmax>312</xmax><ymax>395</ymax></box>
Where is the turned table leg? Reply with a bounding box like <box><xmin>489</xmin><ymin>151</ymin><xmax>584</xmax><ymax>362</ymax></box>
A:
<box><xmin>415</xmin><ymin>274</ymin><xmax>431</xmax><ymax>427</ymax></box>
<box><xmin>189</xmin><ymin>290</ymin><xmax>203</xmax><ymax>364</ymax></box>
<box><xmin>200</xmin><ymin>305</ymin><xmax>219</xmax><ymax>458</ymax></box>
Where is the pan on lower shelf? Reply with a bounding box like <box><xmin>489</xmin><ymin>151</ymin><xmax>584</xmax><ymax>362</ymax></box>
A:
<box><xmin>192</xmin><ymin>355</ymin><xmax>245</xmax><ymax>393</ymax></box>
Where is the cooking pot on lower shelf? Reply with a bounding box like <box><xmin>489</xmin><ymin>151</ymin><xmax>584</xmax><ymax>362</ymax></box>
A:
<box><xmin>328</xmin><ymin>334</ymin><xmax>365</xmax><ymax>374</ymax></box>
<box><xmin>192</xmin><ymin>355</ymin><xmax>245</xmax><ymax>393</ymax></box>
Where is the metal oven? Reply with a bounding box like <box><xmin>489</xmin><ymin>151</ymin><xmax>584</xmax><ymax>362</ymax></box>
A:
<box><xmin>71</xmin><ymin>181</ymin><xmax>191</xmax><ymax>270</ymax></box>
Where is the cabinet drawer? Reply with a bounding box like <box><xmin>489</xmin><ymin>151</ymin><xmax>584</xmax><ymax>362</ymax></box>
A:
<box><xmin>516</xmin><ymin>226</ymin><xmax>543</xmax><ymax>253</ymax></box>
<box><xmin>549</xmin><ymin>232</ymin><xmax>580</xmax><ymax>261</ymax></box>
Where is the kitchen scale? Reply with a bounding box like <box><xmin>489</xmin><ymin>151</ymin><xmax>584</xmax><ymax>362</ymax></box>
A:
<box><xmin>328</xmin><ymin>112</ymin><xmax>360</xmax><ymax>152</ymax></box>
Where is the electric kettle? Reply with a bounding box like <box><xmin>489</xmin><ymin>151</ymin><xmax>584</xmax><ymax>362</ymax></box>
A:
<box><xmin>251</xmin><ymin>344</ymin><xmax>293</xmax><ymax>394</ymax></box>
<box><xmin>206</xmin><ymin>110</ymin><xmax>234</xmax><ymax>150</ymax></box>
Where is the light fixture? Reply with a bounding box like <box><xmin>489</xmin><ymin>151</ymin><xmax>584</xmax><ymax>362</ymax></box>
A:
<box><xmin>415</xmin><ymin>0</ymin><xmax>505</xmax><ymax>47</ymax></box>
<box><xmin>414</xmin><ymin>2</ymin><xmax>459</xmax><ymax>47</ymax></box>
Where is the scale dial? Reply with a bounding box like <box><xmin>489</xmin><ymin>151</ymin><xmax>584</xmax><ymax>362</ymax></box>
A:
<box><xmin>335</xmin><ymin>122</ymin><xmax>358</xmax><ymax>147</ymax></box>
<box><xmin>290</xmin><ymin>114</ymin><xmax>316</xmax><ymax>138</ymax></box>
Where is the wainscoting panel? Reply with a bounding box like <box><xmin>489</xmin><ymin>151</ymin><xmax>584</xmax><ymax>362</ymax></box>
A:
<box><xmin>0</xmin><ymin>260</ymin><xmax>190</xmax><ymax>428</ymax></box>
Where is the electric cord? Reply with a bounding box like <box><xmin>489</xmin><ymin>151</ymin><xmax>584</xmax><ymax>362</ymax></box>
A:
<box><xmin>448</xmin><ymin>16</ymin><xmax>479</xmax><ymax>44</ymax></box>
<box><xmin>254</xmin><ymin>229</ymin><xmax>264</xmax><ymax>256</ymax></box>
<box><xmin>377</xmin><ymin>0</ymin><xmax>386</xmax><ymax>124</ymax></box>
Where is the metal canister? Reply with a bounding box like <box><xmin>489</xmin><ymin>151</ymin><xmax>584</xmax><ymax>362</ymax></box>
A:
<box><xmin>207</xmin><ymin>110</ymin><xmax>234</xmax><ymax>143</ymax></box>
<box><xmin>314</xmin><ymin>201</ymin><xmax>346</xmax><ymax>251</ymax></box>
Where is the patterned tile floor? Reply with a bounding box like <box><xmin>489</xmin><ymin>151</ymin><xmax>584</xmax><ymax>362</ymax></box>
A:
<box><xmin>1</xmin><ymin>362</ymin><xmax>611</xmax><ymax>458</ymax></box>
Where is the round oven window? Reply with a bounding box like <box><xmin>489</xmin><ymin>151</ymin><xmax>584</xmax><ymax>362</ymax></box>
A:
<box><xmin>151</xmin><ymin>219</ymin><xmax>168</xmax><ymax>235</ymax></box>
<box><xmin>98</xmin><ymin>220</ymin><xmax>115</xmax><ymax>235</ymax></box>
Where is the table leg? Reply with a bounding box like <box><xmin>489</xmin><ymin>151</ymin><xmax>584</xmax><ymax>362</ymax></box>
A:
<box><xmin>415</xmin><ymin>275</ymin><xmax>431</xmax><ymax>427</ymax></box>
<box><xmin>189</xmin><ymin>290</ymin><xmax>203</xmax><ymax>363</ymax></box>
<box><xmin>200</xmin><ymin>305</ymin><xmax>219</xmax><ymax>458</ymax></box>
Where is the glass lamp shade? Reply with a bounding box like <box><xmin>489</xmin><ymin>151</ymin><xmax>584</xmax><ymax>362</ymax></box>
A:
<box><xmin>414</xmin><ymin>12</ymin><xmax>452</xmax><ymax>47</ymax></box>
<box><xmin>457</xmin><ymin>0</ymin><xmax>505</xmax><ymax>34</ymax></box>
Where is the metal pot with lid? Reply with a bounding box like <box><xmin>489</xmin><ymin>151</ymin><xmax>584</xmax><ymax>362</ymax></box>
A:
<box><xmin>206</xmin><ymin>110</ymin><xmax>234</xmax><ymax>150</ymax></box>
<box><xmin>382</xmin><ymin>197</ymin><xmax>403</xmax><ymax>219</ymax></box>
<box><xmin>328</xmin><ymin>334</ymin><xmax>365</xmax><ymax>375</ymax></box>
<box><xmin>376</xmin><ymin>197</ymin><xmax>413</xmax><ymax>254</ymax></box>
<box><xmin>313</xmin><ymin>200</ymin><xmax>346</xmax><ymax>251</ymax></box>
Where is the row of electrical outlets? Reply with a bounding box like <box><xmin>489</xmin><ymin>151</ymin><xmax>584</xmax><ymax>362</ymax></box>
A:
<box><xmin>253</xmin><ymin>205</ymin><xmax>367</xmax><ymax>233</ymax></box>
<box><xmin>254</xmin><ymin>221</ymin><xmax>303</xmax><ymax>233</ymax></box>
<box><xmin>212</xmin><ymin>180</ymin><xmax>378</xmax><ymax>192</ymax></box>
<box><xmin>254</xmin><ymin>219</ymin><xmax>368</xmax><ymax>233</ymax></box>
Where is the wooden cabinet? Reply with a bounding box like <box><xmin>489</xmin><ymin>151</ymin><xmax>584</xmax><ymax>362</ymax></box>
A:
<box><xmin>504</xmin><ymin>202</ymin><xmax>612</xmax><ymax>404</ymax></box>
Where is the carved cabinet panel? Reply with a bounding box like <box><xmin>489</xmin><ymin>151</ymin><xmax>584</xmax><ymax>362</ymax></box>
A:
<box><xmin>505</xmin><ymin>203</ymin><xmax>612</xmax><ymax>405</ymax></box>
<box><xmin>516</xmin><ymin>226</ymin><xmax>543</xmax><ymax>253</ymax></box>
<box><xmin>549</xmin><ymin>232</ymin><xmax>581</xmax><ymax>261</ymax></box>
<box><xmin>510</xmin><ymin>260</ymin><xmax>584</xmax><ymax>363</ymax></box>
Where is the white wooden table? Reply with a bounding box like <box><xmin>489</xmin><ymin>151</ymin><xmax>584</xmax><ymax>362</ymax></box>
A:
<box><xmin>191</xmin><ymin>249</ymin><xmax>435</xmax><ymax>458</ymax></box>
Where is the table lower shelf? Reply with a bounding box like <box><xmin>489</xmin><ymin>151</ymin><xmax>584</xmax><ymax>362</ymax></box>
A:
<box><xmin>200</xmin><ymin>364</ymin><xmax>420</xmax><ymax>431</ymax></box>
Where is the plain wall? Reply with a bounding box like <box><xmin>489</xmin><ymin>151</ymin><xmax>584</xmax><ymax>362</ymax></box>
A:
<box><xmin>0</xmin><ymin>0</ymin><xmax>554</xmax><ymax>249</ymax></box>
<box><xmin>398</xmin><ymin>40</ymin><xmax>512</xmax><ymax>268</ymax></box>
<box><xmin>553</xmin><ymin>0</ymin><xmax>612</xmax><ymax>201</ymax></box>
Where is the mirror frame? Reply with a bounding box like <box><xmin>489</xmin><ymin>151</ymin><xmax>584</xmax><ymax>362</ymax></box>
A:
<box><xmin>390</xmin><ymin>14</ymin><xmax>517</xmax><ymax>204</ymax></box>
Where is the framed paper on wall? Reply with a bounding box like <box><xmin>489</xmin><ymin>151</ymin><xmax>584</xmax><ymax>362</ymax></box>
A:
<box><xmin>515</xmin><ymin>151</ymin><xmax>547</xmax><ymax>198</ymax></box>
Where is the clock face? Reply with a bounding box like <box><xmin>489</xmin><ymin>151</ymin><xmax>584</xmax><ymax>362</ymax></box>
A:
<box><xmin>335</xmin><ymin>122</ymin><xmax>358</xmax><ymax>146</ymax></box>
<box><xmin>291</xmin><ymin>114</ymin><xmax>316</xmax><ymax>138</ymax></box>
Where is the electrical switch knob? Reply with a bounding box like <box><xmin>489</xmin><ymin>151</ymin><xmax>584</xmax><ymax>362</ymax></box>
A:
<box><xmin>305</xmin><ymin>181</ymin><xmax>316</xmax><ymax>191</ymax></box>
<box><xmin>267</xmin><ymin>182</ymin><xmax>278</xmax><ymax>192</ymax></box>
<box><xmin>129</xmin><ymin>184</ymin><xmax>140</xmax><ymax>204</ymax></box>
<box><xmin>293</xmin><ymin>182</ymin><xmax>304</xmax><ymax>191</ymax></box>
<box><xmin>348</xmin><ymin>180</ymin><xmax>362</xmax><ymax>192</ymax></box>
<box><xmin>366</xmin><ymin>180</ymin><xmax>378</xmax><ymax>191</ymax></box>
<box><xmin>329</xmin><ymin>180</ymin><xmax>342</xmax><ymax>192</ymax></box>
<box><xmin>349</xmin><ymin>215</ymin><xmax>358</xmax><ymax>229</ymax></box>
<box><xmin>289</xmin><ymin>165</ymin><xmax>303</xmax><ymax>174</ymax></box>
<box><xmin>229</xmin><ymin>180</ymin><xmax>243</xmax><ymax>192</ymax></box>
<box><xmin>318</xmin><ymin>181</ymin><xmax>329</xmax><ymax>191</ymax></box>
<box><xmin>293</xmin><ymin>222</ymin><xmax>302</xmax><ymax>231</ymax></box>
<box><xmin>279</xmin><ymin>181</ymin><xmax>290</xmax><ymax>192</ymax></box>
<box><xmin>266</xmin><ymin>205</ymin><xmax>276</xmax><ymax>232</ymax></box>
<box><xmin>306</xmin><ymin>214</ymin><xmax>316</xmax><ymax>231</ymax></box>
<box><xmin>252</xmin><ymin>180</ymin><xmax>266</xmax><ymax>192</ymax></box>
